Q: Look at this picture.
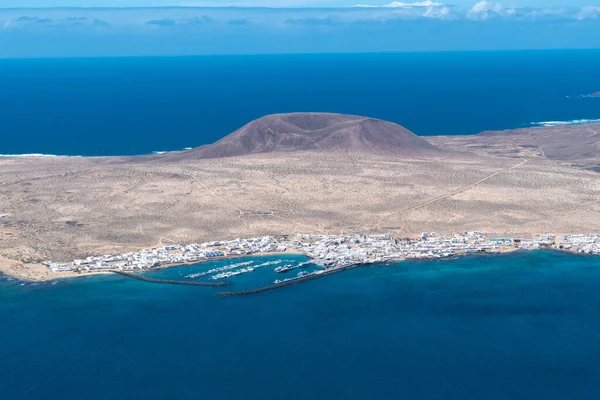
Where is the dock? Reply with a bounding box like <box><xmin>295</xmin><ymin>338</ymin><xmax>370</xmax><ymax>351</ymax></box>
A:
<box><xmin>113</xmin><ymin>271</ymin><xmax>229</xmax><ymax>287</ymax></box>
<box><xmin>218</xmin><ymin>262</ymin><xmax>365</xmax><ymax>296</ymax></box>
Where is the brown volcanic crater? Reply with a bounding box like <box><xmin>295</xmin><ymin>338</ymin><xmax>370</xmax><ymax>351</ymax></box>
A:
<box><xmin>163</xmin><ymin>112</ymin><xmax>449</xmax><ymax>161</ymax></box>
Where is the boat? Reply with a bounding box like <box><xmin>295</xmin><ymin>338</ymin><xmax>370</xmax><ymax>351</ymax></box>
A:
<box><xmin>274</xmin><ymin>264</ymin><xmax>299</xmax><ymax>273</ymax></box>
<box><xmin>185</xmin><ymin>260</ymin><xmax>255</xmax><ymax>278</ymax></box>
<box><xmin>273</xmin><ymin>270</ymin><xmax>312</xmax><ymax>285</ymax></box>
<box><xmin>209</xmin><ymin>266</ymin><xmax>256</xmax><ymax>280</ymax></box>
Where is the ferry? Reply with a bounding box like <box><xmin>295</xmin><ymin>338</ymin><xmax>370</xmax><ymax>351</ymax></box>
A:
<box><xmin>273</xmin><ymin>270</ymin><xmax>311</xmax><ymax>284</ymax></box>
<box><xmin>274</xmin><ymin>264</ymin><xmax>299</xmax><ymax>273</ymax></box>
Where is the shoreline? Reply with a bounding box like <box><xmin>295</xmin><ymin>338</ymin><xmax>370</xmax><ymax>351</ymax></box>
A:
<box><xmin>2</xmin><ymin>245</ymin><xmax>590</xmax><ymax>285</ymax></box>
<box><xmin>1</xmin><ymin>119</ymin><xmax>600</xmax><ymax>160</ymax></box>
<box><xmin>0</xmin><ymin>249</ymin><xmax>310</xmax><ymax>283</ymax></box>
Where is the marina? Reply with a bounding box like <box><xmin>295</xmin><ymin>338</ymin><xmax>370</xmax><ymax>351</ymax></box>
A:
<box><xmin>38</xmin><ymin>231</ymin><xmax>600</xmax><ymax>295</ymax></box>
<box><xmin>274</xmin><ymin>264</ymin><xmax>302</xmax><ymax>273</ymax></box>
<box><xmin>219</xmin><ymin>262</ymin><xmax>363</xmax><ymax>297</ymax></box>
<box><xmin>184</xmin><ymin>261</ymin><xmax>256</xmax><ymax>279</ymax></box>
<box><xmin>205</xmin><ymin>260</ymin><xmax>287</xmax><ymax>280</ymax></box>
<box><xmin>113</xmin><ymin>271</ymin><xmax>230</xmax><ymax>287</ymax></box>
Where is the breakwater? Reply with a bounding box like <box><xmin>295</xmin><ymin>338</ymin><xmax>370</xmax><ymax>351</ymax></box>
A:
<box><xmin>113</xmin><ymin>271</ymin><xmax>229</xmax><ymax>287</ymax></box>
<box><xmin>218</xmin><ymin>263</ymin><xmax>366</xmax><ymax>296</ymax></box>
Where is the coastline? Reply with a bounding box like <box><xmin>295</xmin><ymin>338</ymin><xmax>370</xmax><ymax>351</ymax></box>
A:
<box><xmin>0</xmin><ymin>246</ymin><xmax>529</xmax><ymax>284</ymax></box>
<box><xmin>2</xmin><ymin>240</ymin><xmax>597</xmax><ymax>286</ymax></box>
<box><xmin>0</xmin><ymin>257</ymin><xmax>111</xmax><ymax>282</ymax></box>
<box><xmin>0</xmin><ymin>249</ymin><xmax>310</xmax><ymax>283</ymax></box>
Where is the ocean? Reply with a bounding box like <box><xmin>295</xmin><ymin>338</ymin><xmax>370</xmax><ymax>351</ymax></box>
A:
<box><xmin>1</xmin><ymin>251</ymin><xmax>600</xmax><ymax>399</ymax></box>
<box><xmin>2</xmin><ymin>50</ymin><xmax>600</xmax><ymax>399</ymax></box>
<box><xmin>1</xmin><ymin>50</ymin><xmax>600</xmax><ymax>156</ymax></box>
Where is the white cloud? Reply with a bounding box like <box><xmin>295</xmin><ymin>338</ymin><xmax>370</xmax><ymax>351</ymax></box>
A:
<box><xmin>353</xmin><ymin>1</ymin><xmax>445</xmax><ymax>8</ymax></box>
<box><xmin>385</xmin><ymin>1</ymin><xmax>444</xmax><ymax>6</ymax></box>
<box><xmin>423</xmin><ymin>5</ymin><xmax>452</xmax><ymax>19</ymax></box>
<box><xmin>576</xmin><ymin>6</ymin><xmax>600</xmax><ymax>20</ymax></box>
<box><xmin>467</xmin><ymin>1</ymin><xmax>516</xmax><ymax>21</ymax></box>
<box><xmin>0</xmin><ymin>3</ymin><xmax>597</xmax><ymax>33</ymax></box>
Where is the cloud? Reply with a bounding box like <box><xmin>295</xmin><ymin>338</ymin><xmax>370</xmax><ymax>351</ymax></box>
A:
<box><xmin>146</xmin><ymin>18</ymin><xmax>177</xmax><ymax>27</ymax></box>
<box><xmin>0</xmin><ymin>4</ymin><xmax>597</xmax><ymax>35</ymax></box>
<box><xmin>423</xmin><ymin>5</ymin><xmax>451</xmax><ymax>19</ymax></box>
<box><xmin>1</xmin><ymin>5</ymin><xmax>599</xmax><ymax>58</ymax></box>
<box><xmin>576</xmin><ymin>6</ymin><xmax>600</xmax><ymax>20</ymax></box>
<box><xmin>354</xmin><ymin>1</ymin><xmax>445</xmax><ymax>7</ymax></box>
<box><xmin>3</xmin><ymin>15</ymin><xmax>110</xmax><ymax>30</ymax></box>
<box><xmin>387</xmin><ymin>1</ymin><xmax>444</xmax><ymax>6</ymax></box>
<box><xmin>285</xmin><ymin>15</ymin><xmax>339</xmax><ymax>26</ymax></box>
<box><xmin>467</xmin><ymin>1</ymin><xmax>516</xmax><ymax>21</ymax></box>
<box><xmin>145</xmin><ymin>16</ymin><xmax>213</xmax><ymax>27</ymax></box>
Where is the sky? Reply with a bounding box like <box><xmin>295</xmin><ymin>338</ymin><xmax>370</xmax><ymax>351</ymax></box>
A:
<box><xmin>1</xmin><ymin>2</ymin><xmax>599</xmax><ymax>57</ymax></box>
<box><xmin>0</xmin><ymin>1</ymin><xmax>595</xmax><ymax>7</ymax></box>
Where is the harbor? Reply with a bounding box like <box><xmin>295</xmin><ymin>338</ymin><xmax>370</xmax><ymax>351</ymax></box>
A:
<box><xmin>113</xmin><ymin>271</ymin><xmax>230</xmax><ymax>287</ymax></box>
<box><xmin>218</xmin><ymin>262</ymin><xmax>364</xmax><ymax>297</ymax></box>
<box><xmin>35</xmin><ymin>231</ymin><xmax>600</xmax><ymax>294</ymax></box>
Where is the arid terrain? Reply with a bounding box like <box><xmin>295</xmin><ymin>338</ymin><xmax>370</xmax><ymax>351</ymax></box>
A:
<box><xmin>429</xmin><ymin>122</ymin><xmax>600</xmax><ymax>172</ymax></box>
<box><xmin>1</xmin><ymin>114</ymin><xmax>600</xmax><ymax>272</ymax></box>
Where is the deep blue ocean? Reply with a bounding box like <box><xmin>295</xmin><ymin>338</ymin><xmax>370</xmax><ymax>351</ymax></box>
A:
<box><xmin>2</xmin><ymin>50</ymin><xmax>600</xmax><ymax>399</ymax></box>
<box><xmin>1</xmin><ymin>50</ymin><xmax>600</xmax><ymax>156</ymax></box>
<box><xmin>1</xmin><ymin>251</ymin><xmax>600</xmax><ymax>400</ymax></box>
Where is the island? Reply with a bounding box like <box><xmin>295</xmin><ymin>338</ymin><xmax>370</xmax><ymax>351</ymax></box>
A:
<box><xmin>1</xmin><ymin>112</ymin><xmax>600</xmax><ymax>283</ymax></box>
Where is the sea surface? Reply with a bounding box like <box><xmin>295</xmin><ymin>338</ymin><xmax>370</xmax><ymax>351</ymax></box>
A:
<box><xmin>1</xmin><ymin>251</ymin><xmax>600</xmax><ymax>399</ymax></box>
<box><xmin>1</xmin><ymin>50</ymin><xmax>600</xmax><ymax>156</ymax></box>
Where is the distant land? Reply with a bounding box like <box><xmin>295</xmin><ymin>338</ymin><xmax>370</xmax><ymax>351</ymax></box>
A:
<box><xmin>1</xmin><ymin>112</ymin><xmax>600</xmax><ymax>281</ymax></box>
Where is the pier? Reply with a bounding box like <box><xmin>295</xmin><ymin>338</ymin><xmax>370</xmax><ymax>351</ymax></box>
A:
<box><xmin>218</xmin><ymin>263</ymin><xmax>365</xmax><ymax>296</ymax></box>
<box><xmin>113</xmin><ymin>271</ymin><xmax>229</xmax><ymax>287</ymax></box>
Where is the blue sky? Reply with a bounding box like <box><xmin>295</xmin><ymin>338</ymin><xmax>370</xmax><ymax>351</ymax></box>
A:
<box><xmin>1</xmin><ymin>2</ymin><xmax>599</xmax><ymax>57</ymax></box>
<box><xmin>0</xmin><ymin>1</ymin><xmax>595</xmax><ymax>7</ymax></box>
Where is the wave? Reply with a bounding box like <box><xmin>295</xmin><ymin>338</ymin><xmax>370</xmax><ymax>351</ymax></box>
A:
<box><xmin>531</xmin><ymin>119</ymin><xmax>600</xmax><ymax>127</ymax></box>
<box><xmin>566</xmin><ymin>94</ymin><xmax>600</xmax><ymax>99</ymax></box>
<box><xmin>153</xmin><ymin>147</ymin><xmax>193</xmax><ymax>154</ymax></box>
<box><xmin>0</xmin><ymin>153</ymin><xmax>81</xmax><ymax>158</ymax></box>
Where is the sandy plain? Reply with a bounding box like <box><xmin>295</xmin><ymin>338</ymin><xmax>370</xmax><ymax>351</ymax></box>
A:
<box><xmin>1</xmin><ymin>132</ymin><xmax>600</xmax><ymax>282</ymax></box>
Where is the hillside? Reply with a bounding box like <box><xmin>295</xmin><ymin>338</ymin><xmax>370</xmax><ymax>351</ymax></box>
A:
<box><xmin>163</xmin><ymin>113</ymin><xmax>447</xmax><ymax>160</ymax></box>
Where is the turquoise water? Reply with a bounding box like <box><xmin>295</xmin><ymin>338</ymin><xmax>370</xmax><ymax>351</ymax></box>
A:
<box><xmin>1</xmin><ymin>50</ymin><xmax>600</xmax><ymax>156</ymax></box>
<box><xmin>1</xmin><ymin>250</ymin><xmax>600</xmax><ymax>399</ymax></box>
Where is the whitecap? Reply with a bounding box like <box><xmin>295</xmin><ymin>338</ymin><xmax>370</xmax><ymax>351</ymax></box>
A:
<box><xmin>531</xmin><ymin>119</ymin><xmax>600</xmax><ymax>127</ymax></box>
<box><xmin>0</xmin><ymin>153</ymin><xmax>81</xmax><ymax>158</ymax></box>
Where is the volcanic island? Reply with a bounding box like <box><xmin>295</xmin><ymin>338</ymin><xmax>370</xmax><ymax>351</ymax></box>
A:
<box><xmin>1</xmin><ymin>113</ymin><xmax>600</xmax><ymax>282</ymax></box>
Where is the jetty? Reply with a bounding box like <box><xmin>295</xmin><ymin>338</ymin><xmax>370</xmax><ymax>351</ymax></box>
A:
<box><xmin>218</xmin><ymin>262</ymin><xmax>364</xmax><ymax>296</ymax></box>
<box><xmin>113</xmin><ymin>271</ymin><xmax>229</xmax><ymax>287</ymax></box>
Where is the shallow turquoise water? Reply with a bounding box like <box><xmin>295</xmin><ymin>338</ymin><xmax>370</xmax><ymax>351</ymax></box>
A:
<box><xmin>1</xmin><ymin>251</ymin><xmax>599</xmax><ymax>399</ymax></box>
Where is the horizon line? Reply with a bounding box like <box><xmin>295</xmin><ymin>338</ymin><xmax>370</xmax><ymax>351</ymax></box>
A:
<box><xmin>0</xmin><ymin>4</ymin><xmax>582</xmax><ymax>11</ymax></box>
<box><xmin>2</xmin><ymin>48</ymin><xmax>600</xmax><ymax>61</ymax></box>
